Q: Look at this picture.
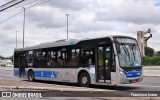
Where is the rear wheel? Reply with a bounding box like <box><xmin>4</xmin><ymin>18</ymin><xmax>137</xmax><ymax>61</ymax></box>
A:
<box><xmin>28</xmin><ymin>71</ymin><xmax>35</xmax><ymax>82</ymax></box>
<box><xmin>79</xmin><ymin>72</ymin><xmax>91</xmax><ymax>87</ymax></box>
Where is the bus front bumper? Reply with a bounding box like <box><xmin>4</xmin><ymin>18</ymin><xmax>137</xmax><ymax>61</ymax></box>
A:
<box><xmin>118</xmin><ymin>75</ymin><xmax>143</xmax><ymax>84</ymax></box>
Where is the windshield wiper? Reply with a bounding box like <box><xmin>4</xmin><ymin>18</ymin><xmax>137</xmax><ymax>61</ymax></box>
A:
<box><xmin>122</xmin><ymin>44</ymin><xmax>130</xmax><ymax>62</ymax></box>
<box><xmin>131</xmin><ymin>44</ymin><xmax>136</xmax><ymax>66</ymax></box>
<box><xmin>131</xmin><ymin>45</ymin><xmax>135</xmax><ymax>59</ymax></box>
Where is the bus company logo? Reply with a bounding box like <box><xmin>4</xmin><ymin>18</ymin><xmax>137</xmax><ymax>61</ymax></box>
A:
<box><xmin>2</xmin><ymin>92</ymin><xmax>11</xmax><ymax>97</ymax></box>
<box><xmin>137</xmin><ymin>72</ymin><xmax>140</xmax><ymax>75</ymax></box>
<box><xmin>126</xmin><ymin>73</ymin><xmax>132</xmax><ymax>77</ymax></box>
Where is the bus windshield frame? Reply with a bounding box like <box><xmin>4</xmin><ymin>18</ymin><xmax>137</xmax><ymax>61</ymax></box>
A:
<box><xmin>114</xmin><ymin>37</ymin><xmax>142</xmax><ymax>67</ymax></box>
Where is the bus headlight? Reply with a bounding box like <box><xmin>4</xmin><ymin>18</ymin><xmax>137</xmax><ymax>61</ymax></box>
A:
<box><xmin>119</xmin><ymin>70</ymin><xmax>126</xmax><ymax>77</ymax></box>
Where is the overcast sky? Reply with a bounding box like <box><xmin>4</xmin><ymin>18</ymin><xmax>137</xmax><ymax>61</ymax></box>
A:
<box><xmin>0</xmin><ymin>0</ymin><xmax>160</xmax><ymax>57</ymax></box>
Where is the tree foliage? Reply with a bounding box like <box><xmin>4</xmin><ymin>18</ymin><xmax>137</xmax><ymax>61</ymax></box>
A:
<box><xmin>142</xmin><ymin>56</ymin><xmax>160</xmax><ymax>65</ymax></box>
<box><xmin>0</xmin><ymin>55</ymin><xmax>5</xmax><ymax>59</ymax></box>
<box><xmin>0</xmin><ymin>55</ymin><xmax>13</xmax><ymax>60</ymax></box>
<box><xmin>145</xmin><ymin>47</ymin><xmax>154</xmax><ymax>57</ymax></box>
<box><xmin>156</xmin><ymin>51</ymin><xmax>160</xmax><ymax>55</ymax></box>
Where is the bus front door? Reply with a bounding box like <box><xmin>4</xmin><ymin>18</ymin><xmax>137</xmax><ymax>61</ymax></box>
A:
<box><xmin>97</xmin><ymin>45</ymin><xmax>111</xmax><ymax>83</ymax></box>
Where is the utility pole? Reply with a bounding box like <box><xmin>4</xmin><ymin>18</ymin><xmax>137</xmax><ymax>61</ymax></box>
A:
<box><xmin>23</xmin><ymin>7</ymin><xmax>25</xmax><ymax>48</ymax></box>
<box><xmin>65</xmin><ymin>14</ymin><xmax>69</xmax><ymax>39</ymax></box>
<box><xmin>16</xmin><ymin>31</ymin><xmax>18</xmax><ymax>49</ymax></box>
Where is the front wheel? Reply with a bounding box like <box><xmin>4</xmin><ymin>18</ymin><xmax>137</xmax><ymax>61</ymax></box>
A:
<box><xmin>28</xmin><ymin>71</ymin><xmax>35</xmax><ymax>82</ymax></box>
<box><xmin>79</xmin><ymin>72</ymin><xmax>91</xmax><ymax>87</ymax></box>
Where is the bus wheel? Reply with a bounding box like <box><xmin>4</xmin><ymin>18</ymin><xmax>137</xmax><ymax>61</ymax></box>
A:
<box><xmin>28</xmin><ymin>71</ymin><xmax>35</xmax><ymax>82</ymax></box>
<box><xmin>79</xmin><ymin>72</ymin><xmax>91</xmax><ymax>87</ymax></box>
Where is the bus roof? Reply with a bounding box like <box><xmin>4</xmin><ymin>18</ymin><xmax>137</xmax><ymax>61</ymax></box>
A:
<box><xmin>14</xmin><ymin>35</ymin><xmax>136</xmax><ymax>52</ymax></box>
<box><xmin>15</xmin><ymin>39</ymin><xmax>80</xmax><ymax>51</ymax></box>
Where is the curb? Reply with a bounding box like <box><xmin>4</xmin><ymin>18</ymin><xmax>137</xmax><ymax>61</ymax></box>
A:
<box><xmin>0</xmin><ymin>85</ymin><xmax>115</xmax><ymax>92</ymax></box>
<box><xmin>0</xmin><ymin>85</ymin><xmax>18</xmax><ymax>89</ymax></box>
<box><xmin>143</xmin><ymin>75</ymin><xmax>160</xmax><ymax>77</ymax></box>
<box><xmin>0</xmin><ymin>67</ymin><xmax>13</xmax><ymax>71</ymax></box>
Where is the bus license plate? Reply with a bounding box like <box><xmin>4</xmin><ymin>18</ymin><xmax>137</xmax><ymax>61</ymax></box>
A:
<box><xmin>131</xmin><ymin>80</ymin><xmax>137</xmax><ymax>83</ymax></box>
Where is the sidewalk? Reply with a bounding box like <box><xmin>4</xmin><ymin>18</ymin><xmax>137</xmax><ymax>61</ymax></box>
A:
<box><xmin>0</xmin><ymin>66</ymin><xmax>13</xmax><ymax>70</ymax></box>
<box><xmin>144</xmin><ymin>66</ymin><xmax>160</xmax><ymax>69</ymax></box>
<box><xmin>0</xmin><ymin>79</ymin><xmax>114</xmax><ymax>92</ymax></box>
<box><xmin>0</xmin><ymin>79</ymin><xmax>159</xmax><ymax>99</ymax></box>
<box><xmin>143</xmin><ymin>66</ymin><xmax>160</xmax><ymax>77</ymax></box>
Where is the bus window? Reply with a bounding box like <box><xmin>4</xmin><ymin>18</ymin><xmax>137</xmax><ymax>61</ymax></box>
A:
<box><xmin>61</xmin><ymin>48</ymin><xmax>67</xmax><ymax>67</ymax></box>
<box><xmin>89</xmin><ymin>49</ymin><xmax>95</xmax><ymax>65</ymax></box>
<box><xmin>67</xmin><ymin>48</ymin><xmax>80</xmax><ymax>67</ymax></box>
<box><xmin>51</xmin><ymin>51</ymin><xmax>57</xmax><ymax>67</ymax></box>
<box><xmin>35</xmin><ymin>51</ymin><xmax>47</xmax><ymax>68</ymax></box>
<box><xmin>47</xmin><ymin>51</ymin><xmax>51</xmax><ymax>66</ymax></box>
<box><xmin>27</xmin><ymin>50</ymin><xmax>34</xmax><ymax>63</ymax></box>
<box><xmin>72</xmin><ymin>49</ymin><xmax>76</xmax><ymax>66</ymax></box>
<box><xmin>57</xmin><ymin>50</ymin><xmax>61</xmax><ymax>67</ymax></box>
<box><xmin>81</xmin><ymin>49</ymin><xmax>95</xmax><ymax>67</ymax></box>
<box><xmin>76</xmin><ymin>49</ymin><xmax>80</xmax><ymax>66</ymax></box>
<box><xmin>85</xmin><ymin>51</ymin><xmax>90</xmax><ymax>66</ymax></box>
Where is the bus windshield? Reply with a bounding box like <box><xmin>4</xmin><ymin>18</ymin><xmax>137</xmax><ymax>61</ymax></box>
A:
<box><xmin>118</xmin><ymin>43</ymin><xmax>141</xmax><ymax>67</ymax></box>
<box><xmin>114</xmin><ymin>37</ymin><xmax>141</xmax><ymax>67</ymax></box>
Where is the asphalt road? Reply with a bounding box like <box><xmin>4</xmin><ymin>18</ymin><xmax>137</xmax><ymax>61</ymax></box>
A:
<box><xmin>0</xmin><ymin>69</ymin><xmax>19</xmax><ymax>80</ymax></box>
<box><xmin>1</xmin><ymin>69</ymin><xmax>160</xmax><ymax>91</ymax></box>
<box><xmin>1</xmin><ymin>69</ymin><xmax>160</xmax><ymax>99</ymax></box>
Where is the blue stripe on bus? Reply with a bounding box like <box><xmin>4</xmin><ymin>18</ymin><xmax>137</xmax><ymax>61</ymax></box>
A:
<box><xmin>14</xmin><ymin>69</ymin><xmax>27</xmax><ymax>76</ymax></box>
<box><xmin>33</xmin><ymin>71</ymin><xmax>57</xmax><ymax>78</ymax></box>
<box><xmin>25</xmin><ymin>71</ymin><xmax>28</xmax><ymax>76</ymax></box>
<box><xmin>14</xmin><ymin>69</ymin><xmax>57</xmax><ymax>78</ymax></box>
<box><xmin>124</xmin><ymin>70</ymin><xmax>142</xmax><ymax>78</ymax></box>
<box><xmin>14</xmin><ymin>70</ymin><xmax>19</xmax><ymax>76</ymax></box>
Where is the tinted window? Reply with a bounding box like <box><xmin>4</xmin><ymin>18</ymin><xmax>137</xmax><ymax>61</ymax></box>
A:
<box><xmin>81</xmin><ymin>49</ymin><xmax>95</xmax><ymax>67</ymax></box>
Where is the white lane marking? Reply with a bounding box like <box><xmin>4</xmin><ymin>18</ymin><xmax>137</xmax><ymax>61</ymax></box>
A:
<box><xmin>120</xmin><ymin>84</ymin><xmax>160</xmax><ymax>88</ymax></box>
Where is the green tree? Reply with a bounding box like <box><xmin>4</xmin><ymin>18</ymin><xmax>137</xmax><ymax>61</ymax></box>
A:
<box><xmin>145</xmin><ymin>47</ymin><xmax>154</xmax><ymax>57</ymax></box>
<box><xmin>0</xmin><ymin>55</ymin><xmax>5</xmax><ymax>59</ymax></box>
<box><xmin>156</xmin><ymin>51</ymin><xmax>160</xmax><ymax>55</ymax></box>
<box><xmin>10</xmin><ymin>55</ymin><xmax>13</xmax><ymax>62</ymax></box>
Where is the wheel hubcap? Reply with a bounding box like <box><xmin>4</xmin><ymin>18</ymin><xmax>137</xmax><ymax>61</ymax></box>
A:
<box><xmin>82</xmin><ymin>77</ymin><xmax>87</xmax><ymax>84</ymax></box>
<box><xmin>30</xmin><ymin>73</ymin><xmax>33</xmax><ymax>80</ymax></box>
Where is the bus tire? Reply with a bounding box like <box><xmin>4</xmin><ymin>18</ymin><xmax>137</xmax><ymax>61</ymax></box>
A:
<box><xmin>28</xmin><ymin>71</ymin><xmax>35</xmax><ymax>82</ymax></box>
<box><xmin>79</xmin><ymin>72</ymin><xmax>91</xmax><ymax>87</ymax></box>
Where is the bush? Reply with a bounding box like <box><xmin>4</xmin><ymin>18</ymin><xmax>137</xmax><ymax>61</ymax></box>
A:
<box><xmin>142</xmin><ymin>56</ymin><xmax>150</xmax><ymax>65</ymax></box>
<box><xmin>142</xmin><ymin>55</ymin><xmax>160</xmax><ymax>65</ymax></box>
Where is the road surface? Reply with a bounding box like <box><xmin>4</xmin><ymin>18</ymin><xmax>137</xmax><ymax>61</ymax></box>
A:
<box><xmin>0</xmin><ymin>69</ymin><xmax>160</xmax><ymax>99</ymax></box>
